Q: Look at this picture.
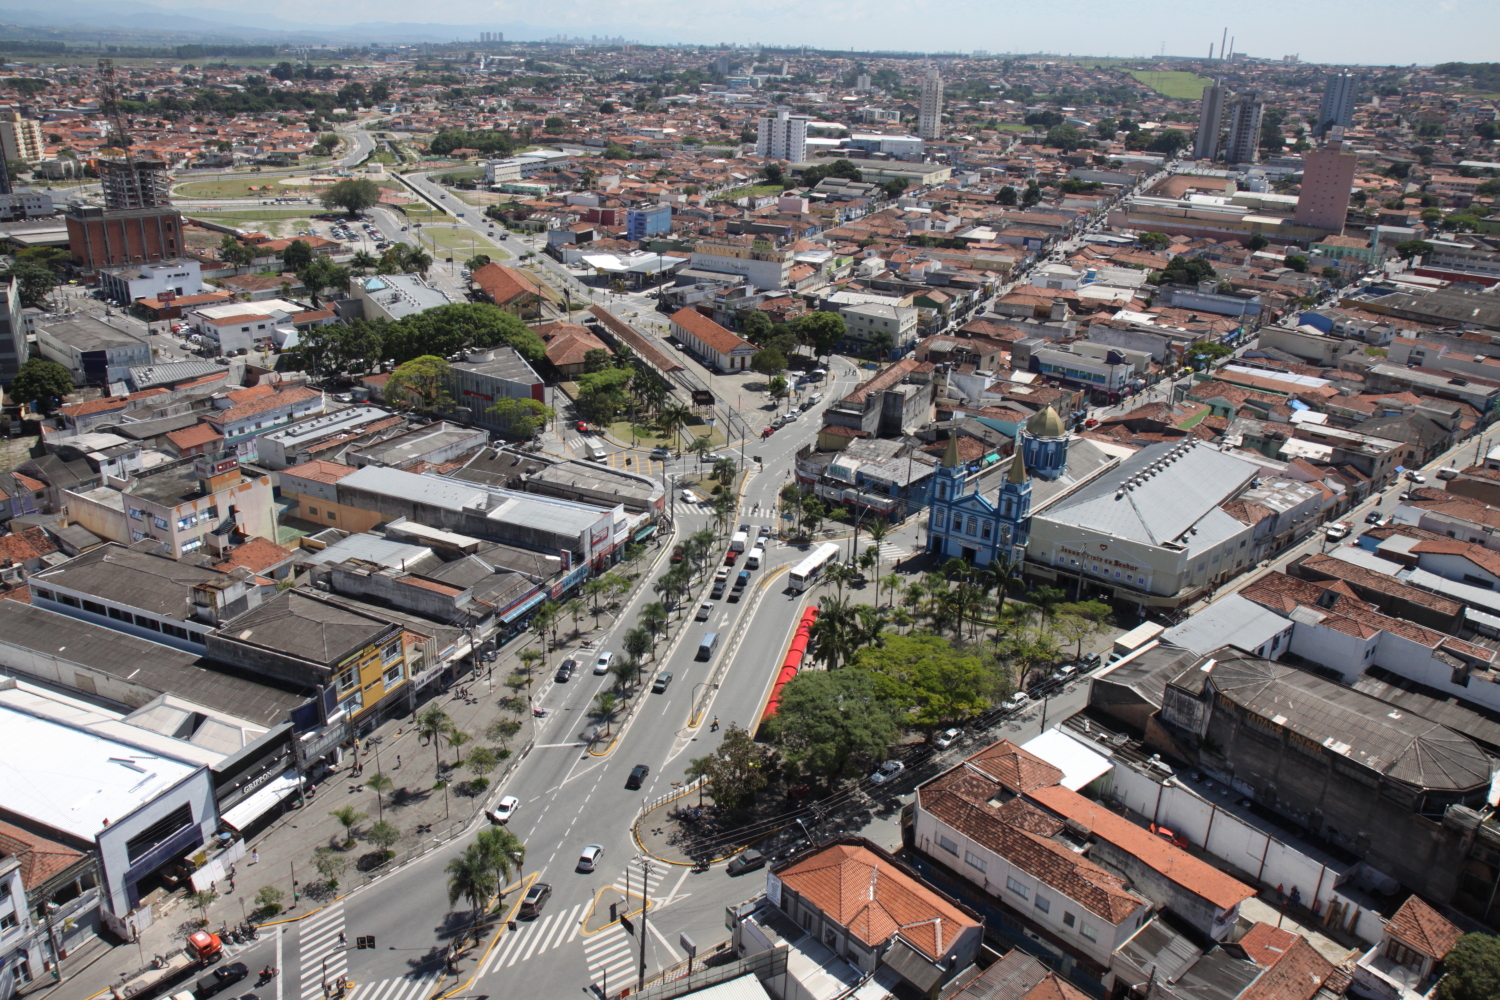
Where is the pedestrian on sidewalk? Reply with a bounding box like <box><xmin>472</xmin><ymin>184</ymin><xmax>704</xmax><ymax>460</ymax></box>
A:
<box><xmin>395</xmin><ymin>755</ymin><xmax>401</xmax><ymax>770</ymax></box>
<box><xmin>250</xmin><ymin>850</ymin><xmax>259</xmax><ymax>865</ymax></box>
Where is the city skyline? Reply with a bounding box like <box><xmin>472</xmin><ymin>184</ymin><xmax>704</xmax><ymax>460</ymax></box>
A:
<box><xmin>12</xmin><ymin>0</ymin><xmax>1500</xmax><ymax>62</ymax></box>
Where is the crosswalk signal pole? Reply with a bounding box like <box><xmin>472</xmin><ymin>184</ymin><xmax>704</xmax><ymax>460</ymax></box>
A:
<box><xmin>638</xmin><ymin>858</ymin><xmax>654</xmax><ymax>995</ymax></box>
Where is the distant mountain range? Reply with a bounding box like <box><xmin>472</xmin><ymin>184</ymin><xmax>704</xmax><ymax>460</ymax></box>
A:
<box><xmin>0</xmin><ymin>0</ymin><xmax>681</xmax><ymax>45</ymax></box>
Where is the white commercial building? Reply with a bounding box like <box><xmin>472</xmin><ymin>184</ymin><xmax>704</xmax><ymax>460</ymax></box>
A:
<box><xmin>98</xmin><ymin>260</ymin><xmax>204</xmax><ymax>305</ymax></box>
<box><xmin>755</xmin><ymin>109</ymin><xmax>808</xmax><ymax>163</ymax></box>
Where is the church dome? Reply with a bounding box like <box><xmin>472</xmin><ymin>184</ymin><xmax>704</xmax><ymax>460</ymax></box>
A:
<box><xmin>1026</xmin><ymin>407</ymin><xmax>1065</xmax><ymax>438</ymax></box>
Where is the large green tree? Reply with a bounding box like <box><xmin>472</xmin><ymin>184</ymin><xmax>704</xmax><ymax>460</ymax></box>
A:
<box><xmin>321</xmin><ymin>178</ymin><xmax>382</xmax><ymax>216</ymax></box>
<box><xmin>766</xmin><ymin>669</ymin><xmax>902</xmax><ymax>782</ymax></box>
<box><xmin>1440</xmin><ymin>934</ymin><xmax>1500</xmax><ymax>1000</ymax></box>
<box><xmin>684</xmin><ymin>723</ymin><xmax>776</xmax><ymax>808</ymax></box>
<box><xmin>489</xmin><ymin>396</ymin><xmax>554</xmax><ymax>437</ymax></box>
<box><xmin>382</xmin><ymin>302</ymin><xmax>545</xmax><ymax>365</ymax></box>
<box><xmin>385</xmin><ymin>355</ymin><xmax>453</xmax><ymax>413</ymax></box>
<box><xmin>574</xmin><ymin>366</ymin><xmax>633</xmax><ymax>422</ymax></box>
<box><xmin>9</xmin><ymin>357</ymin><xmax>73</xmax><ymax>411</ymax></box>
<box><xmin>848</xmin><ymin>634</ymin><xmax>990</xmax><ymax>729</ymax></box>
<box><xmin>792</xmin><ymin>311</ymin><xmax>845</xmax><ymax>359</ymax></box>
<box><xmin>281</xmin><ymin>239</ymin><xmax>314</xmax><ymax>273</ymax></box>
<box><xmin>5</xmin><ymin>261</ymin><xmax>53</xmax><ymax>306</ymax></box>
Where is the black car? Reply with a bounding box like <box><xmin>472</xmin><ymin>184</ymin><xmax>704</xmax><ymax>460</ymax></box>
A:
<box><xmin>555</xmin><ymin>657</ymin><xmax>576</xmax><ymax>682</ymax></box>
<box><xmin>711</xmin><ymin>582</ymin><xmax>726</xmax><ymax>599</ymax></box>
<box><xmin>519</xmin><ymin>882</ymin><xmax>552</xmax><ymax>919</ymax></box>
<box><xmin>725</xmin><ymin>849</ymin><xmax>765</xmax><ymax>876</ymax></box>
<box><xmin>626</xmin><ymin>763</ymin><xmax>650</xmax><ymax>789</ymax></box>
<box><xmin>194</xmin><ymin>963</ymin><xmax>249</xmax><ymax>999</ymax></box>
<box><xmin>1365</xmin><ymin>511</ymin><xmax>1383</xmax><ymax>524</ymax></box>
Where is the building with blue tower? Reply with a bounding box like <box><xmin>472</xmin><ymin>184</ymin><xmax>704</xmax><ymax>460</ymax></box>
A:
<box><xmin>925</xmin><ymin>408</ymin><xmax>1072</xmax><ymax>565</ymax></box>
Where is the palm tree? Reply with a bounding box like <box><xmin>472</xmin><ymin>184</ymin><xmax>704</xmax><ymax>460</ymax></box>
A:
<box><xmin>658</xmin><ymin>402</ymin><xmax>692</xmax><ymax>451</ymax></box>
<box><xmin>583</xmin><ymin>577</ymin><xmax>611</xmax><ymax>624</ymax></box>
<box><xmin>365</xmin><ymin>772</ymin><xmax>394</xmax><ymax>822</ymax></box>
<box><xmin>865</xmin><ymin>519</ymin><xmax>893</xmax><ymax>592</ymax></box>
<box><xmin>475</xmin><ymin>826</ymin><xmax>525</xmax><ymax>891</ymax></box>
<box><xmin>623</xmin><ymin>625</ymin><xmax>652</xmax><ymax>667</ymax></box>
<box><xmin>881</xmin><ymin>572</ymin><xmax>902</xmax><ymax>609</ymax></box>
<box><xmin>565</xmin><ymin>598</ymin><xmax>586</xmax><ymax>637</ymax></box>
<box><xmin>594</xmin><ymin>691</ymin><xmax>619</xmax><ymax>736</ymax></box>
<box><xmin>712</xmin><ymin>455</ymin><xmax>738</xmax><ymax>485</ymax></box>
<box><xmin>981</xmin><ymin>556</ymin><xmax>1024</xmax><ymax>645</ymax></box>
<box><xmin>447</xmin><ymin>729</ymin><xmax>471</xmax><ymax>766</ymax></box>
<box><xmin>687</xmin><ymin>435</ymin><xmax>714</xmax><ymax>465</ymax></box>
<box><xmin>329</xmin><ymin>804</ymin><xmax>366</xmax><ymax>848</ymax></box>
<box><xmin>444</xmin><ymin>845</ymin><xmax>499</xmax><ymax>947</ymax></box>
<box><xmin>417</xmin><ymin>705</ymin><xmax>453</xmax><ymax>770</ymax></box>
<box><xmin>518</xmin><ymin>648</ymin><xmax>541</xmax><ymax>693</ymax></box>
<box><xmin>405</xmin><ymin>247</ymin><xmax>434</xmax><ymax>278</ymax></box>
<box><xmin>825</xmin><ymin>560</ymin><xmax>858</xmax><ymax>600</ymax></box>
<box><xmin>610</xmin><ymin>655</ymin><xmax>637</xmax><ymax>694</ymax></box>
<box><xmin>640</xmin><ymin>601</ymin><xmax>669</xmax><ymax>650</ymax></box>
<box><xmin>809</xmin><ymin>597</ymin><xmax>859</xmax><ymax>669</ymax></box>
<box><xmin>350</xmin><ymin>249</ymin><xmax>377</xmax><ymax>274</ymax></box>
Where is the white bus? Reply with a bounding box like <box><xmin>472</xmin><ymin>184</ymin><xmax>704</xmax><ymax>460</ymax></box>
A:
<box><xmin>788</xmin><ymin>542</ymin><xmax>841</xmax><ymax>593</ymax></box>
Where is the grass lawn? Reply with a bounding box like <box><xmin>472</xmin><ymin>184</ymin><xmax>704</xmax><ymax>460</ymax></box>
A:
<box><xmin>1128</xmin><ymin>69</ymin><xmax>1216</xmax><ymax>100</ymax></box>
<box><xmin>401</xmin><ymin>204</ymin><xmax>451</xmax><ymax>224</ymax></box>
<box><xmin>990</xmin><ymin>123</ymin><xmax>1033</xmax><ymax>132</ymax></box>
<box><xmin>454</xmin><ymin>189</ymin><xmax>505</xmax><ymax>206</ymax></box>
<box><xmin>417</xmin><ymin>226</ymin><xmax>508</xmax><ymax>262</ymax></box>
<box><xmin>175</xmin><ymin>176</ymin><xmax>324</xmax><ymax>199</ymax></box>
<box><xmin>608</xmin><ymin>420</ymin><xmax>673</xmax><ymax>446</ymax></box>
<box><xmin>717</xmin><ymin>184</ymin><xmax>784</xmax><ymax>201</ymax></box>
<box><xmin>681</xmin><ymin>416</ymin><xmax>727</xmax><ymax>448</ymax></box>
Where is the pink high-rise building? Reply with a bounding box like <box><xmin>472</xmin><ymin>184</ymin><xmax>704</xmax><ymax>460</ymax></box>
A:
<box><xmin>1295</xmin><ymin>137</ymin><xmax>1358</xmax><ymax>234</ymax></box>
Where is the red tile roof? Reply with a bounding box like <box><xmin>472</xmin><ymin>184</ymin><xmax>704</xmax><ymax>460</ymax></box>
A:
<box><xmin>669</xmin><ymin>307</ymin><xmax>754</xmax><ymax>357</ymax></box>
<box><xmin>0</xmin><ymin>819</ymin><xmax>84</xmax><ymax>889</ymax></box>
<box><xmin>282</xmin><ymin>460</ymin><xmax>358</xmax><ymax>486</ymax></box>
<box><xmin>165</xmin><ymin>422</ymin><xmax>225</xmax><ymax>452</ymax></box>
<box><xmin>776</xmin><ymin>842</ymin><xmax>978</xmax><ymax>961</ymax></box>
<box><xmin>0</xmin><ymin>526</ymin><xmax>58</xmax><ymax>565</ymax></box>
<box><xmin>1238</xmin><ymin>936</ymin><xmax>1335</xmax><ymax>1000</ymax></box>
<box><xmin>964</xmin><ymin>739</ymin><xmax>1064</xmax><ymax>793</ymax></box>
<box><xmin>211</xmin><ymin>385</ymin><xmax>322</xmax><ymax>426</ymax></box>
<box><xmin>1385</xmin><ymin>895</ymin><xmax>1462</xmax><ymax>959</ymax></box>
<box><xmin>1027</xmin><ymin>785</ymin><xmax>1256</xmax><ymax>911</ymax></box>
<box><xmin>214</xmin><ymin>537</ymin><xmax>294</xmax><ymax>575</ymax></box>
<box><xmin>472</xmin><ymin>262</ymin><xmax>545</xmax><ymax>306</ymax></box>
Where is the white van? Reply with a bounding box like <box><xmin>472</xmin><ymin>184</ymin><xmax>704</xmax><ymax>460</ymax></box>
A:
<box><xmin>729</xmin><ymin>531</ymin><xmax>749</xmax><ymax>553</ymax></box>
<box><xmin>1437</xmin><ymin>467</ymin><xmax>1461</xmax><ymax>481</ymax></box>
<box><xmin>745</xmin><ymin>546</ymin><xmax>764</xmax><ymax>569</ymax></box>
<box><xmin>697</xmin><ymin>632</ymin><xmax>720</xmax><ymax>661</ymax></box>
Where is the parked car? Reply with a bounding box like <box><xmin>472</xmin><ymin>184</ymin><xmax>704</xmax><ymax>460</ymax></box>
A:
<box><xmin>594</xmin><ymin>651</ymin><xmax>615</xmax><ymax>675</ymax></box>
<box><xmin>626</xmin><ymin>763</ymin><xmax>650</xmax><ymax>789</ymax></box>
<box><xmin>1365</xmin><ymin>511</ymin><xmax>1384</xmax><ymax>524</ymax></box>
<box><xmin>725</xmin><ymin>850</ymin><xmax>766</xmax><ymax>876</ymax></box>
<box><xmin>577</xmin><ymin>844</ymin><xmax>604</xmax><ymax>872</ymax></box>
<box><xmin>1405</xmin><ymin>470</ymin><xmax>1426</xmax><ymax>483</ymax></box>
<box><xmin>518</xmin><ymin>882</ymin><xmax>552</xmax><ymax>919</ymax></box>
<box><xmin>933</xmin><ymin>728</ymin><xmax>962</xmax><ymax>749</ymax></box>
<box><xmin>870</xmin><ymin>760</ymin><xmax>905</xmax><ymax>785</ymax></box>
<box><xmin>1009</xmin><ymin>691</ymin><xmax>1031</xmax><ymax>707</ymax></box>
<box><xmin>652</xmin><ymin>672</ymin><xmax>673</xmax><ymax>693</ymax></box>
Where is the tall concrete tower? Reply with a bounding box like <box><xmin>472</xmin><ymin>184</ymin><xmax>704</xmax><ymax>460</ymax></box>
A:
<box><xmin>1295</xmin><ymin>133</ymin><xmax>1358</xmax><ymax>234</ymax></box>
<box><xmin>1315</xmin><ymin>72</ymin><xmax>1359</xmax><ymax>137</ymax></box>
<box><xmin>1224</xmin><ymin>91</ymin><xmax>1264</xmax><ymax>165</ymax></box>
<box><xmin>1194</xmin><ymin>81</ymin><xmax>1226</xmax><ymax>161</ymax></box>
<box><xmin>918</xmin><ymin>66</ymin><xmax>943</xmax><ymax>141</ymax></box>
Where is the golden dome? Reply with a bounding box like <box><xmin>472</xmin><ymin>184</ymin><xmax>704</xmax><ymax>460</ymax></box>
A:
<box><xmin>1026</xmin><ymin>407</ymin><xmax>1065</xmax><ymax>437</ymax></box>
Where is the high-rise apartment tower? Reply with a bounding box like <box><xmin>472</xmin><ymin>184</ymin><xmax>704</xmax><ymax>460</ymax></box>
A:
<box><xmin>918</xmin><ymin>66</ymin><xmax>943</xmax><ymax>141</ymax></box>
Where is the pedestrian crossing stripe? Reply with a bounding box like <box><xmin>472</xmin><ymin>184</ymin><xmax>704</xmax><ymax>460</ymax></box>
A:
<box><xmin>344</xmin><ymin>969</ymin><xmax>440</xmax><ymax>1000</ymax></box>
<box><xmin>297</xmin><ymin>901</ymin><xmax>348</xmax><ymax>1000</ymax></box>
<box><xmin>476</xmin><ymin>902</ymin><xmax>585</xmax><ymax>978</ymax></box>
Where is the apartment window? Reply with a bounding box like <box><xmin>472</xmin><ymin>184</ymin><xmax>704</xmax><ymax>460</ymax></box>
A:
<box><xmin>181</xmin><ymin>537</ymin><xmax>203</xmax><ymax>554</ymax></box>
<box><xmin>383</xmin><ymin>641</ymin><xmax>402</xmax><ymax>662</ymax></box>
<box><xmin>162</xmin><ymin>624</ymin><xmax>189</xmax><ymax>640</ymax></box>
<box><xmin>204</xmin><ymin>506</ymin><xmax>218</xmax><ymax>519</ymax></box>
<box><xmin>1385</xmin><ymin>940</ymin><xmax>1422</xmax><ymax>969</ymax></box>
<box><xmin>1063</xmin><ymin>912</ymin><xmax>1076</xmax><ymax>928</ymax></box>
<box><xmin>189</xmin><ymin>631</ymin><xmax>206</xmax><ymax>645</ymax></box>
<box><xmin>1005</xmin><ymin>876</ymin><xmax>1029</xmax><ymax>900</ymax></box>
<box><xmin>82</xmin><ymin>600</ymin><xmax>106</xmax><ymax>616</ymax></box>
<box><xmin>1</xmin><ymin>911</ymin><xmax>17</xmax><ymax>931</ymax></box>
<box><xmin>981</xmin><ymin>523</ymin><xmax>992</xmax><ymax>540</ymax></box>
<box><xmin>128</xmin><ymin>507</ymin><xmax>144</xmax><ymax>521</ymax></box>
<box><xmin>133</xmin><ymin>615</ymin><xmax>161</xmax><ymax>632</ymax></box>
<box><xmin>131</xmin><ymin>530</ymin><xmax>147</xmax><ymax>542</ymax></box>
<box><xmin>967</xmin><ymin>517</ymin><xmax>978</xmax><ymax>535</ymax></box>
<box><xmin>307</xmin><ymin>506</ymin><xmax>319</xmax><ymax>516</ymax></box>
<box><xmin>1080</xmin><ymin>921</ymin><xmax>1098</xmax><ymax>942</ymax></box>
<box><xmin>383</xmin><ymin>662</ymin><xmax>404</xmax><ymax>687</ymax></box>
<box><xmin>1034</xmin><ymin>893</ymin><xmax>1051</xmax><ymax>914</ymax></box>
<box><xmin>153</xmin><ymin>516</ymin><xmax>168</xmax><ymax>530</ymax></box>
<box><xmin>31</xmin><ymin>587</ymin><xmax>54</xmax><ymax>601</ymax></box>
<box><xmin>177</xmin><ymin>513</ymin><xmax>197</xmax><ymax>531</ymax></box>
<box><xmin>964</xmin><ymin>851</ymin><xmax>986</xmax><ymax>873</ymax></box>
<box><xmin>327</xmin><ymin>511</ymin><xmax>337</xmax><ymax>520</ymax></box>
<box><xmin>933</xmin><ymin>511</ymin><xmax>945</xmax><ymax>528</ymax></box>
<box><xmin>336</xmin><ymin>667</ymin><xmax>356</xmax><ymax>692</ymax></box>
<box><xmin>937</xmin><ymin>834</ymin><xmax>958</xmax><ymax>856</ymax></box>
<box><xmin>58</xmin><ymin>594</ymin><xmax>80</xmax><ymax>608</ymax></box>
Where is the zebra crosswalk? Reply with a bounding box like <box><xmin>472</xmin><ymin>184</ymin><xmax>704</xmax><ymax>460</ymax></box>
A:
<box><xmin>347</xmin><ymin>969</ymin><xmax>441</xmax><ymax>1000</ymax></box>
<box><xmin>297</xmin><ymin>901</ymin><xmax>347</xmax><ymax>1000</ymax></box>
<box><xmin>476</xmin><ymin>902</ymin><xmax>585</xmax><ymax>978</ymax></box>
<box><xmin>583</xmin><ymin>858</ymin><xmax>669</xmax><ymax>989</ymax></box>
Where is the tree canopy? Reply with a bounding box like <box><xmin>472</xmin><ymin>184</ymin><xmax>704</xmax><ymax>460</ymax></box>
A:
<box><xmin>320</xmin><ymin>178</ymin><xmax>382</xmax><ymax>216</ymax></box>
<box><xmin>766</xmin><ymin>669</ymin><xmax>902</xmax><ymax>782</ymax></box>
<box><xmin>385</xmin><ymin>355</ymin><xmax>453</xmax><ymax>413</ymax></box>
<box><xmin>9</xmin><ymin>357</ymin><xmax>73</xmax><ymax>411</ymax></box>
<box><xmin>847</xmin><ymin>634</ymin><xmax>991</xmax><ymax>729</ymax></box>
<box><xmin>684</xmin><ymin>723</ymin><xmax>775</xmax><ymax>808</ymax></box>
<box><xmin>382</xmin><ymin>302</ymin><xmax>545</xmax><ymax>366</ymax></box>
<box><xmin>1440</xmin><ymin>934</ymin><xmax>1500</xmax><ymax>1000</ymax></box>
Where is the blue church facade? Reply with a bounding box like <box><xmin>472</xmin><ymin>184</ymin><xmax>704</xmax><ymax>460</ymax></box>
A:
<box><xmin>925</xmin><ymin>408</ymin><xmax>1069</xmax><ymax>565</ymax></box>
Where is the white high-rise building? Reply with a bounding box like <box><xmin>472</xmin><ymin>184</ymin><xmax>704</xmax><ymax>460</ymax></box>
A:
<box><xmin>1224</xmin><ymin>91</ymin><xmax>1264</xmax><ymax>165</ymax></box>
<box><xmin>1193</xmin><ymin>82</ymin><xmax>1225</xmax><ymax>161</ymax></box>
<box><xmin>1315</xmin><ymin>72</ymin><xmax>1359</xmax><ymax>137</ymax></box>
<box><xmin>756</xmin><ymin>110</ymin><xmax>808</xmax><ymax>162</ymax></box>
<box><xmin>918</xmin><ymin>66</ymin><xmax>943</xmax><ymax>141</ymax></box>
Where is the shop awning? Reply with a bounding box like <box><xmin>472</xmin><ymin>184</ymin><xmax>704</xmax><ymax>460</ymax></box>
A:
<box><xmin>633</xmin><ymin>524</ymin><xmax>658</xmax><ymax>541</ymax></box>
<box><xmin>500</xmin><ymin>590</ymin><xmax>546</xmax><ymax>624</ymax></box>
<box><xmin>219</xmin><ymin>768</ymin><xmax>300</xmax><ymax>832</ymax></box>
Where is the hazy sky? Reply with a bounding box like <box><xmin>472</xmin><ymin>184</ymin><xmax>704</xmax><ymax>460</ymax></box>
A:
<box><xmin>156</xmin><ymin>0</ymin><xmax>1499</xmax><ymax>64</ymax></box>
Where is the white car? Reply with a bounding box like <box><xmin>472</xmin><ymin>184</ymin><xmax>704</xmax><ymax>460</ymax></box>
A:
<box><xmin>489</xmin><ymin>795</ymin><xmax>519</xmax><ymax>823</ymax></box>
<box><xmin>933</xmin><ymin>728</ymin><xmax>962</xmax><ymax>749</ymax></box>
<box><xmin>594</xmin><ymin>651</ymin><xmax>615</xmax><ymax>675</ymax></box>
<box><xmin>680</xmin><ymin>489</ymin><xmax>696</xmax><ymax>504</ymax></box>
<box><xmin>870</xmin><ymin>760</ymin><xmax>905</xmax><ymax>784</ymax></box>
<box><xmin>578</xmin><ymin>844</ymin><xmax>604</xmax><ymax>872</ymax></box>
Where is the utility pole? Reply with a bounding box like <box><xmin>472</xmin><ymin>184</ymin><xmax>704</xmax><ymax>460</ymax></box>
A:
<box><xmin>638</xmin><ymin>857</ymin><xmax>654</xmax><ymax>994</ymax></box>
